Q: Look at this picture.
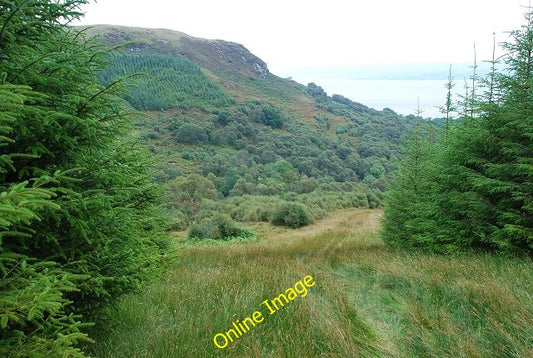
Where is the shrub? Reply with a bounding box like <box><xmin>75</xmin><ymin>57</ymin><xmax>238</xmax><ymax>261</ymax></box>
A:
<box><xmin>261</xmin><ymin>104</ymin><xmax>283</xmax><ymax>128</ymax></box>
<box><xmin>174</xmin><ymin>123</ymin><xmax>210</xmax><ymax>144</ymax></box>
<box><xmin>188</xmin><ymin>214</ymin><xmax>250</xmax><ymax>240</ymax></box>
<box><xmin>217</xmin><ymin>110</ymin><xmax>232</xmax><ymax>125</ymax></box>
<box><xmin>168</xmin><ymin>211</ymin><xmax>188</xmax><ymax>231</ymax></box>
<box><xmin>164</xmin><ymin>174</ymin><xmax>217</xmax><ymax>208</ymax></box>
<box><xmin>271</xmin><ymin>202</ymin><xmax>313</xmax><ymax>228</ymax></box>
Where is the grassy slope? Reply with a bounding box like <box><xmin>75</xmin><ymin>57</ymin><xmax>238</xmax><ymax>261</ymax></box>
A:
<box><xmin>87</xmin><ymin>210</ymin><xmax>533</xmax><ymax>357</ymax></box>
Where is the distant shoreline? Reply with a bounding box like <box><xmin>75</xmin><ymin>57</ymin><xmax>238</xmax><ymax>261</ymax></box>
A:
<box><xmin>288</xmin><ymin>78</ymin><xmax>457</xmax><ymax>118</ymax></box>
<box><xmin>278</xmin><ymin>62</ymin><xmax>492</xmax><ymax>118</ymax></box>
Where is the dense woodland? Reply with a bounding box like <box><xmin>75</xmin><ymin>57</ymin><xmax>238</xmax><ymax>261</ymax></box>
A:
<box><xmin>0</xmin><ymin>1</ymin><xmax>531</xmax><ymax>357</ymax></box>
<box><xmin>99</xmin><ymin>54</ymin><xmax>235</xmax><ymax>111</ymax></box>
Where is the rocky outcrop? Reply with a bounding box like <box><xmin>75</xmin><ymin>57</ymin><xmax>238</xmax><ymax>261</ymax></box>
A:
<box><xmin>181</xmin><ymin>37</ymin><xmax>269</xmax><ymax>78</ymax></box>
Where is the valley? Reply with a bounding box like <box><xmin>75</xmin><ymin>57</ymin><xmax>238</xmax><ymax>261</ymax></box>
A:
<box><xmin>84</xmin><ymin>25</ymin><xmax>422</xmax><ymax>234</ymax></box>
<box><xmin>1</xmin><ymin>3</ymin><xmax>531</xmax><ymax>356</ymax></box>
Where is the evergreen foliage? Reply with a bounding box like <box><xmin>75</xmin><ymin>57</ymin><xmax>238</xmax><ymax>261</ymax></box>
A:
<box><xmin>383</xmin><ymin>10</ymin><xmax>533</xmax><ymax>254</ymax></box>
<box><xmin>0</xmin><ymin>1</ymin><xmax>167</xmax><ymax>356</ymax></box>
<box><xmin>381</xmin><ymin>121</ymin><xmax>438</xmax><ymax>248</ymax></box>
<box><xmin>99</xmin><ymin>54</ymin><xmax>234</xmax><ymax>111</ymax></box>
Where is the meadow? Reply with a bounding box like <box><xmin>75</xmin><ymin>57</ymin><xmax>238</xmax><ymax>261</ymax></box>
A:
<box><xmin>4</xmin><ymin>4</ymin><xmax>531</xmax><ymax>357</ymax></box>
<box><xmin>87</xmin><ymin>209</ymin><xmax>533</xmax><ymax>357</ymax></box>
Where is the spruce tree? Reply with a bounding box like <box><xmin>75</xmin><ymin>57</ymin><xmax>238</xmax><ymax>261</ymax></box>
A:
<box><xmin>382</xmin><ymin>103</ymin><xmax>437</xmax><ymax>248</ymax></box>
<box><xmin>438</xmin><ymin>10</ymin><xmax>532</xmax><ymax>252</ymax></box>
<box><xmin>383</xmin><ymin>8</ymin><xmax>533</xmax><ymax>254</ymax></box>
<box><xmin>1</xmin><ymin>1</ymin><xmax>168</xmax><ymax>356</ymax></box>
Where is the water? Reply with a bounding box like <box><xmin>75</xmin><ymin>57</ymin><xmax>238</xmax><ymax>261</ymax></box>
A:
<box><xmin>291</xmin><ymin>78</ymin><xmax>453</xmax><ymax>118</ymax></box>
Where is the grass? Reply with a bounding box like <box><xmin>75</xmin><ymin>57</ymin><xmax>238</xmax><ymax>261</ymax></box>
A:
<box><xmin>86</xmin><ymin>209</ymin><xmax>533</xmax><ymax>357</ymax></box>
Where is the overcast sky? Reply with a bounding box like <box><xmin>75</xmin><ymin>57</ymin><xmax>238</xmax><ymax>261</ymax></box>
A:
<box><xmin>75</xmin><ymin>0</ymin><xmax>528</xmax><ymax>75</ymax></box>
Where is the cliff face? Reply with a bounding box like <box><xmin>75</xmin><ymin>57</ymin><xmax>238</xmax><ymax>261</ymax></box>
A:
<box><xmin>83</xmin><ymin>25</ymin><xmax>268</xmax><ymax>78</ymax></box>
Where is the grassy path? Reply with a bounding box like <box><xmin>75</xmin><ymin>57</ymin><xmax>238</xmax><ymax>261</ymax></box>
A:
<box><xmin>89</xmin><ymin>209</ymin><xmax>533</xmax><ymax>357</ymax></box>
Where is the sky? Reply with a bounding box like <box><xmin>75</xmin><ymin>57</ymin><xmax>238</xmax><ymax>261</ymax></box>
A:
<box><xmin>75</xmin><ymin>0</ymin><xmax>528</xmax><ymax>75</ymax></box>
<box><xmin>74</xmin><ymin>0</ymin><xmax>529</xmax><ymax>116</ymax></box>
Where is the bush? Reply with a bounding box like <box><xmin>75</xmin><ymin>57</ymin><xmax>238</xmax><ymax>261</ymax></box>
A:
<box><xmin>188</xmin><ymin>214</ymin><xmax>250</xmax><ymax>240</ymax></box>
<box><xmin>173</xmin><ymin>123</ymin><xmax>209</xmax><ymax>144</ymax></box>
<box><xmin>228</xmin><ymin>195</ymin><xmax>282</xmax><ymax>222</ymax></box>
<box><xmin>261</xmin><ymin>104</ymin><xmax>283</xmax><ymax>128</ymax></box>
<box><xmin>271</xmin><ymin>202</ymin><xmax>313</xmax><ymax>228</ymax></box>
<box><xmin>168</xmin><ymin>211</ymin><xmax>188</xmax><ymax>231</ymax></box>
<box><xmin>217</xmin><ymin>110</ymin><xmax>232</xmax><ymax>125</ymax></box>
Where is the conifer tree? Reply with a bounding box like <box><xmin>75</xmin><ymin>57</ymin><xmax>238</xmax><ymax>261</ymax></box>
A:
<box><xmin>382</xmin><ymin>102</ymin><xmax>437</xmax><ymax>247</ymax></box>
<box><xmin>1</xmin><ymin>1</ymin><xmax>168</xmax><ymax>355</ymax></box>
<box><xmin>383</xmin><ymin>8</ymin><xmax>533</xmax><ymax>254</ymax></box>
<box><xmin>438</xmin><ymin>9</ymin><xmax>532</xmax><ymax>252</ymax></box>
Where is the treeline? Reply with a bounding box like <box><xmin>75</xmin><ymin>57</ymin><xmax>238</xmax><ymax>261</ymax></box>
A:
<box><xmin>0</xmin><ymin>1</ymin><xmax>168</xmax><ymax>356</ymax></box>
<box><xmin>99</xmin><ymin>54</ymin><xmax>235</xmax><ymax>111</ymax></box>
<box><xmin>383</xmin><ymin>11</ymin><xmax>533</xmax><ymax>254</ymax></box>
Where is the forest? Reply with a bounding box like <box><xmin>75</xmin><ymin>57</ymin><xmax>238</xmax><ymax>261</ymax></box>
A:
<box><xmin>0</xmin><ymin>1</ymin><xmax>531</xmax><ymax>357</ymax></box>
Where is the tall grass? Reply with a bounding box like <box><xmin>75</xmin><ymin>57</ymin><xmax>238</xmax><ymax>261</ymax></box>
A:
<box><xmin>87</xmin><ymin>209</ymin><xmax>533</xmax><ymax>357</ymax></box>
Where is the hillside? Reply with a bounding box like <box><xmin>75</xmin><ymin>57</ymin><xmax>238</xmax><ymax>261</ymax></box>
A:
<box><xmin>83</xmin><ymin>25</ymin><xmax>423</xmax><ymax>231</ymax></box>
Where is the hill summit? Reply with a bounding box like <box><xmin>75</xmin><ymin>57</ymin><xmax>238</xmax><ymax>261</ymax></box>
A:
<box><xmin>84</xmin><ymin>25</ymin><xmax>269</xmax><ymax>78</ymax></box>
